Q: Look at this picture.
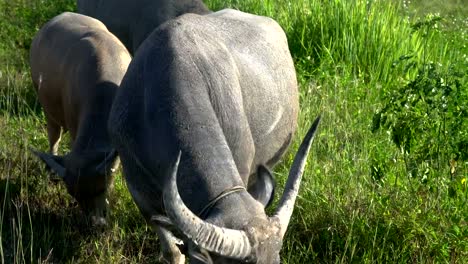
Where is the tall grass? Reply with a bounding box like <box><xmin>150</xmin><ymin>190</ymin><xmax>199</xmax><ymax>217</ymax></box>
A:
<box><xmin>1</xmin><ymin>0</ymin><xmax>467</xmax><ymax>263</ymax></box>
<box><xmin>0</xmin><ymin>0</ymin><xmax>75</xmax><ymax>116</ymax></box>
<box><xmin>210</xmin><ymin>0</ymin><xmax>416</xmax><ymax>82</ymax></box>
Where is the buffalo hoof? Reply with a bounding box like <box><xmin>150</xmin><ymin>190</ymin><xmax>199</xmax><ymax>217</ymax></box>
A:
<box><xmin>91</xmin><ymin>216</ymin><xmax>107</xmax><ymax>228</ymax></box>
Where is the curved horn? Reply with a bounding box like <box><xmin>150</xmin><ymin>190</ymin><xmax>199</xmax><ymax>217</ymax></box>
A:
<box><xmin>163</xmin><ymin>152</ymin><xmax>253</xmax><ymax>259</ymax></box>
<box><xmin>30</xmin><ymin>147</ymin><xmax>66</xmax><ymax>178</ymax></box>
<box><xmin>273</xmin><ymin>115</ymin><xmax>321</xmax><ymax>238</ymax></box>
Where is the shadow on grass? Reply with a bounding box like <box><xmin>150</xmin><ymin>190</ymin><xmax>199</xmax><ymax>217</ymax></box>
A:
<box><xmin>282</xmin><ymin>208</ymin><xmax>411</xmax><ymax>263</ymax></box>
<box><xmin>282</xmin><ymin>192</ymin><xmax>468</xmax><ymax>263</ymax></box>
<box><xmin>0</xmin><ymin>175</ymin><xmax>101</xmax><ymax>263</ymax></box>
<box><xmin>0</xmin><ymin>157</ymin><xmax>161</xmax><ymax>263</ymax></box>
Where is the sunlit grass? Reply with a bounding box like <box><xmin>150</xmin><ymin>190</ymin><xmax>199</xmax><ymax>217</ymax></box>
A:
<box><xmin>1</xmin><ymin>0</ymin><xmax>467</xmax><ymax>263</ymax></box>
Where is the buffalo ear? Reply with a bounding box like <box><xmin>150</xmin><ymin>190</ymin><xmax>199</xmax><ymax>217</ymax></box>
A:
<box><xmin>30</xmin><ymin>148</ymin><xmax>66</xmax><ymax>178</ymax></box>
<box><xmin>248</xmin><ymin>165</ymin><xmax>276</xmax><ymax>208</ymax></box>
<box><xmin>95</xmin><ymin>150</ymin><xmax>118</xmax><ymax>175</ymax></box>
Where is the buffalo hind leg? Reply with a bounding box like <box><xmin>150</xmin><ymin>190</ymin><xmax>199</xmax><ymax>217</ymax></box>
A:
<box><xmin>155</xmin><ymin>226</ymin><xmax>185</xmax><ymax>264</ymax></box>
<box><xmin>46</xmin><ymin>118</ymin><xmax>62</xmax><ymax>155</ymax></box>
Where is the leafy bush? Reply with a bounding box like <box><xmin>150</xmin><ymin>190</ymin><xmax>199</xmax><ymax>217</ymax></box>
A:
<box><xmin>372</xmin><ymin>14</ymin><xmax>468</xmax><ymax>187</ymax></box>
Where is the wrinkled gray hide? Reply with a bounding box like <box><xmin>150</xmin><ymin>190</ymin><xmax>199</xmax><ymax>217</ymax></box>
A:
<box><xmin>30</xmin><ymin>12</ymin><xmax>131</xmax><ymax>226</ymax></box>
<box><xmin>109</xmin><ymin>9</ymin><xmax>320</xmax><ymax>263</ymax></box>
<box><xmin>77</xmin><ymin>0</ymin><xmax>210</xmax><ymax>54</ymax></box>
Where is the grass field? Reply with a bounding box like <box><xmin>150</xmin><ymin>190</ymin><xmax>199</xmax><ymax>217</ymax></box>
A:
<box><xmin>1</xmin><ymin>0</ymin><xmax>467</xmax><ymax>263</ymax></box>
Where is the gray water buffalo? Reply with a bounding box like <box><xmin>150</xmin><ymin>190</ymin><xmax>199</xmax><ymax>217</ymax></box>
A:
<box><xmin>30</xmin><ymin>12</ymin><xmax>131</xmax><ymax>226</ymax></box>
<box><xmin>108</xmin><ymin>9</ymin><xmax>320</xmax><ymax>263</ymax></box>
<box><xmin>77</xmin><ymin>0</ymin><xmax>211</xmax><ymax>53</ymax></box>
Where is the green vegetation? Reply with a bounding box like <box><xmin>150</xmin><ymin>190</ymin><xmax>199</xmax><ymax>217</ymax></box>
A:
<box><xmin>1</xmin><ymin>0</ymin><xmax>467</xmax><ymax>263</ymax></box>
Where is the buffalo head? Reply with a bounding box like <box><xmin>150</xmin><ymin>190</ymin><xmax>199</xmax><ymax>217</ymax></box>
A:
<box><xmin>161</xmin><ymin>116</ymin><xmax>321</xmax><ymax>263</ymax></box>
<box><xmin>32</xmin><ymin>149</ymin><xmax>118</xmax><ymax>226</ymax></box>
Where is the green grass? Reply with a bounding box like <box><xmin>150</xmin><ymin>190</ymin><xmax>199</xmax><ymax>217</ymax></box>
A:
<box><xmin>1</xmin><ymin>0</ymin><xmax>467</xmax><ymax>263</ymax></box>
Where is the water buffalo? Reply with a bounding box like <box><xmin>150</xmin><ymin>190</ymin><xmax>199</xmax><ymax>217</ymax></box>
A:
<box><xmin>108</xmin><ymin>9</ymin><xmax>320</xmax><ymax>263</ymax></box>
<box><xmin>77</xmin><ymin>0</ymin><xmax>211</xmax><ymax>54</ymax></box>
<box><xmin>30</xmin><ymin>12</ymin><xmax>131</xmax><ymax>226</ymax></box>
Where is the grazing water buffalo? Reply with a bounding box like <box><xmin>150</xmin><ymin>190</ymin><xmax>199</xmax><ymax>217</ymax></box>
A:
<box><xmin>109</xmin><ymin>9</ymin><xmax>320</xmax><ymax>263</ymax></box>
<box><xmin>30</xmin><ymin>12</ymin><xmax>131</xmax><ymax>226</ymax></box>
<box><xmin>77</xmin><ymin>0</ymin><xmax>211</xmax><ymax>53</ymax></box>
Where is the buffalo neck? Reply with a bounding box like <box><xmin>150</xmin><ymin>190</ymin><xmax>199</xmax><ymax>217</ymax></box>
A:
<box><xmin>72</xmin><ymin>81</ymin><xmax>117</xmax><ymax>152</ymax></box>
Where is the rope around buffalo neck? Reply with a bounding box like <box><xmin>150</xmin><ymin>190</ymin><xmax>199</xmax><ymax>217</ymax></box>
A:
<box><xmin>197</xmin><ymin>186</ymin><xmax>246</xmax><ymax>218</ymax></box>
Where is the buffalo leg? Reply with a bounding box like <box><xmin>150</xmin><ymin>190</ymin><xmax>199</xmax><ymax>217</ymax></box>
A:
<box><xmin>46</xmin><ymin>118</ymin><xmax>62</xmax><ymax>155</ymax></box>
<box><xmin>119</xmin><ymin>155</ymin><xmax>183</xmax><ymax>262</ymax></box>
<box><xmin>155</xmin><ymin>225</ymin><xmax>185</xmax><ymax>264</ymax></box>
